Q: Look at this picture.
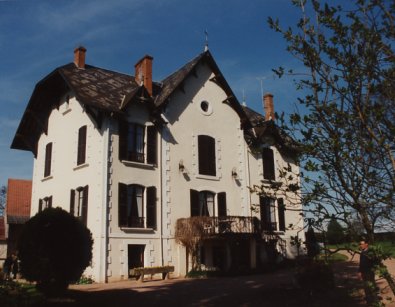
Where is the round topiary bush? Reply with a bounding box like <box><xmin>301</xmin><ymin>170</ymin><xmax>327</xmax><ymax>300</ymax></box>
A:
<box><xmin>18</xmin><ymin>207</ymin><xmax>93</xmax><ymax>295</ymax></box>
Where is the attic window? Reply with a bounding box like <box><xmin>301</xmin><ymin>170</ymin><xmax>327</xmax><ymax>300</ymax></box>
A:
<box><xmin>200</xmin><ymin>100</ymin><xmax>212</xmax><ymax>115</ymax></box>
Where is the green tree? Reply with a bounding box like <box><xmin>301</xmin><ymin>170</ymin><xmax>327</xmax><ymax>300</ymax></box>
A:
<box><xmin>326</xmin><ymin>217</ymin><xmax>345</xmax><ymax>244</ymax></box>
<box><xmin>0</xmin><ymin>185</ymin><xmax>6</xmax><ymax>216</ymax></box>
<box><xmin>18</xmin><ymin>207</ymin><xmax>93</xmax><ymax>295</ymax></box>
<box><xmin>268</xmin><ymin>0</ymin><xmax>395</xmax><ymax>243</ymax></box>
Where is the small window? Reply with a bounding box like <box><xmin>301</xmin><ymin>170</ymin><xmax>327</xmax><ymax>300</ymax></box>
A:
<box><xmin>77</xmin><ymin>126</ymin><xmax>87</xmax><ymax>165</ymax></box>
<box><xmin>198</xmin><ymin>135</ymin><xmax>216</xmax><ymax>176</ymax></box>
<box><xmin>70</xmin><ymin>185</ymin><xmax>89</xmax><ymax>226</ymax></box>
<box><xmin>262</xmin><ymin>148</ymin><xmax>275</xmax><ymax>180</ymax></box>
<box><xmin>44</xmin><ymin>142</ymin><xmax>52</xmax><ymax>177</ymax></box>
<box><xmin>201</xmin><ymin>101</ymin><xmax>209</xmax><ymax>112</ymax></box>
<box><xmin>38</xmin><ymin>196</ymin><xmax>52</xmax><ymax>212</ymax></box>
<box><xmin>199</xmin><ymin>100</ymin><xmax>213</xmax><ymax>115</ymax></box>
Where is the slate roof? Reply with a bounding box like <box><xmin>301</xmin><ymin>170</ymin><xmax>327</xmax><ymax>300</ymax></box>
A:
<box><xmin>6</xmin><ymin>179</ymin><xmax>32</xmax><ymax>224</ymax></box>
<box><xmin>11</xmin><ymin>48</ymin><xmax>298</xmax><ymax>156</ymax></box>
<box><xmin>0</xmin><ymin>217</ymin><xmax>5</xmax><ymax>241</ymax></box>
<box><xmin>242</xmin><ymin>105</ymin><xmax>302</xmax><ymax>156</ymax></box>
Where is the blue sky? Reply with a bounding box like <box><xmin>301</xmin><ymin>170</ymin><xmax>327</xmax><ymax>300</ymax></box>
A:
<box><xmin>0</xmin><ymin>0</ymin><xmax>305</xmax><ymax>187</ymax></box>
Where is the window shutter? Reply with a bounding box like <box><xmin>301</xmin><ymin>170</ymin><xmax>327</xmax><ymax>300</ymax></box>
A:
<box><xmin>44</xmin><ymin>142</ymin><xmax>52</xmax><ymax>177</ymax></box>
<box><xmin>48</xmin><ymin>196</ymin><xmax>53</xmax><ymax>208</ymax></box>
<box><xmin>118</xmin><ymin>183</ymin><xmax>128</xmax><ymax>227</ymax></box>
<box><xmin>278</xmin><ymin>198</ymin><xmax>286</xmax><ymax>231</ymax></box>
<box><xmin>198</xmin><ymin>135</ymin><xmax>216</xmax><ymax>176</ymax></box>
<box><xmin>38</xmin><ymin>199</ymin><xmax>43</xmax><ymax>212</ymax></box>
<box><xmin>146</xmin><ymin>186</ymin><xmax>157</xmax><ymax>229</ymax></box>
<box><xmin>118</xmin><ymin>120</ymin><xmax>128</xmax><ymax>161</ymax></box>
<box><xmin>259</xmin><ymin>197</ymin><xmax>269</xmax><ymax>230</ymax></box>
<box><xmin>146</xmin><ymin>126</ymin><xmax>157</xmax><ymax>165</ymax></box>
<box><xmin>262</xmin><ymin>148</ymin><xmax>275</xmax><ymax>180</ymax></box>
<box><xmin>218</xmin><ymin>192</ymin><xmax>227</xmax><ymax>217</ymax></box>
<box><xmin>82</xmin><ymin>185</ymin><xmax>89</xmax><ymax>226</ymax></box>
<box><xmin>70</xmin><ymin>189</ymin><xmax>75</xmax><ymax>215</ymax></box>
<box><xmin>77</xmin><ymin>126</ymin><xmax>87</xmax><ymax>165</ymax></box>
<box><xmin>190</xmin><ymin>189</ymin><xmax>200</xmax><ymax>216</ymax></box>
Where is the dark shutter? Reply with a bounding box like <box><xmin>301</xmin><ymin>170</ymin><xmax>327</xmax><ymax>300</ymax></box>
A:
<box><xmin>146</xmin><ymin>125</ymin><xmax>157</xmax><ymax>165</ymax></box>
<box><xmin>82</xmin><ymin>185</ymin><xmax>89</xmax><ymax>226</ymax></box>
<box><xmin>118</xmin><ymin>120</ymin><xmax>128</xmax><ymax>161</ymax></box>
<box><xmin>190</xmin><ymin>189</ymin><xmax>200</xmax><ymax>216</ymax></box>
<box><xmin>259</xmin><ymin>197</ymin><xmax>268</xmax><ymax>230</ymax></box>
<box><xmin>48</xmin><ymin>196</ymin><xmax>53</xmax><ymax>208</ymax></box>
<box><xmin>77</xmin><ymin>126</ymin><xmax>87</xmax><ymax>165</ymax></box>
<box><xmin>278</xmin><ymin>198</ymin><xmax>286</xmax><ymax>231</ymax></box>
<box><xmin>44</xmin><ymin>142</ymin><xmax>52</xmax><ymax>177</ymax></box>
<box><xmin>70</xmin><ymin>189</ymin><xmax>75</xmax><ymax>215</ymax></box>
<box><xmin>38</xmin><ymin>199</ymin><xmax>43</xmax><ymax>212</ymax></box>
<box><xmin>218</xmin><ymin>192</ymin><xmax>227</xmax><ymax>217</ymax></box>
<box><xmin>198</xmin><ymin>135</ymin><xmax>216</xmax><ymax>176</ymax></box>
<box><xmin>119</xmin><ymin>183</ymin><xmax>128</xmax><ymax>227</ymax></box>
<box><xmin>146</xmin><ymin>186</ymin><xmax>157</xmax><ymax>229</ymax></box>
<box><xmin>262</xmin><ymin>148</ymin><xmax>275</xmax><ymax>180</ymax></box>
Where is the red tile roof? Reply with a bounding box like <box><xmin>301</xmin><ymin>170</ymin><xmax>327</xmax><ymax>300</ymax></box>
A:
<box><xmin>6</xmin><ymin>179</ymin><xmax>32</xmax><ymax>223</ymax></box>
<box><xmin>0</xmin><ymin>216</ymin><xmax>5</xmax><ymax>240</ymax></box>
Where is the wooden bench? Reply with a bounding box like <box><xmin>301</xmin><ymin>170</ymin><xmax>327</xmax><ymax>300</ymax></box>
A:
<box><xmin>130</xmin><ymin>266</ymin><xmax>175</xmax><ymax>282</ymax></box>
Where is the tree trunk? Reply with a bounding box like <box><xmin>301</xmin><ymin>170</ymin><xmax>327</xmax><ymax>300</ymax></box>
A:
<box><xmin>358</xmin><ymin>208</ymin><xmax>375</xmax><ymax>243</ymax></box>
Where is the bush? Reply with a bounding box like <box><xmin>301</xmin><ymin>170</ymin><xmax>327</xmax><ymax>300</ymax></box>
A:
<box><xmin>18</xmin><ymin>207</ymin><xmax>93</xmax><ymax>296</ymax></box>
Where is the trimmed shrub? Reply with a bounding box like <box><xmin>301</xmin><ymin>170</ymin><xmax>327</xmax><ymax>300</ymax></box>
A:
<box><xmin>18</xmin><ymin>207</ymin><xmax>93</xmax><ymax>295</ymax></box>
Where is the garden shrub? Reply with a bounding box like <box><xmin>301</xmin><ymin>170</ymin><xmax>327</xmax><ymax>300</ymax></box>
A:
<box><xmin>18</xmin><ymin>207</ymin><xmax>93</xmax><ymax>296</ymax></box>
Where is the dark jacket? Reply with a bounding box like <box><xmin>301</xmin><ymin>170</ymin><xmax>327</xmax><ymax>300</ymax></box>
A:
<box><xmin>359</xmin><ymin>249</ymin><xmax>374</xmax><ymax>274</ymax></box>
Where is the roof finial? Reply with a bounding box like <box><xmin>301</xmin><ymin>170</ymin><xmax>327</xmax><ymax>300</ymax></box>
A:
<box><xmin>242</xmin><ymin>89</ymin><xmax>247</xmax><ymax>106</ymax></box>
<box><xmin>204</xmin><ymin>30</ymin><xmax>209</xmax><ymax>51</ymax></box>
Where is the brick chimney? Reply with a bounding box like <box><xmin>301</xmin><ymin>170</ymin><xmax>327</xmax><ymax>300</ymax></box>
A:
<box><xmin>135</xmin><ymin>55</ymin><xmax>154</xmax><ymax>96</ymax></box>
<box><xmin>263</xmin><ymin>93</ymin><xmax>275</xmax><ymax>121</ymax></box>
<box><xmin>74</xmin><ymin>46</ymin><xmax>87</xmax><ymax>69</ymax></box>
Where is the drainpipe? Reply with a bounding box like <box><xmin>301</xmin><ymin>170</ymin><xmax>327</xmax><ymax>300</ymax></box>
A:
<box><xmin>159</xmin><ymin>127</ymin><xmax>164</xmax><ymax>267</ymax></box>
<box><xmin>101</xmin><ymin>118</ymin><xmax>110</xmax><ymax>283</ymax></box>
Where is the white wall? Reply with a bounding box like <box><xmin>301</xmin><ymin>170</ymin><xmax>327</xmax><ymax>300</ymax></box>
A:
<box><xmin>31</xmin><ymin>93</ymin><xmax>108</xmax><ymax>282</ymax></box>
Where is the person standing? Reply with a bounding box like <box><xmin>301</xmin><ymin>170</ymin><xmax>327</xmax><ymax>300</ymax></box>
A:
<box><xmin>3</xmin><ymin>255</ymin><xmax>12</xmax><ymax>280</ymax></box>
<box><xmin>358</xmin><ymin>240</ymin><xmax>378</xmax><ymax>305</ymax></box>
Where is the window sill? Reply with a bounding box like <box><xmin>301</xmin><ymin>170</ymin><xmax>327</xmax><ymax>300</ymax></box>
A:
<box><xmin>120</xmin><ymin>227</ymin><xmax>155</xmax><ymax>233</ymax></box>
<box><xmin>62</xmin><ymin>108</ymin><xmax>71</xmax><ymax>115</ymax></box>
<box><xmin>196</xmin><ymin>174</ymin><xmax>220</xmax><ymax>181</ymax></box>
<box><xmin>260</xmin><ymin>179</ymin><xmax>282</xmax><ymax>186</ymax></box>
<box><xmin>41</xmin><ymin>175</ymin><xmax>53</xmax><ymax>182</ymax></box>
<box><xmin>121</xmin><ymin>160</ymin><xmax>156</xmax><ymax>169</ymax></box>
<box><xmin>73</xmin><ymin>163</ymin><xmax>89</xmax><ymax>171</ymax></box>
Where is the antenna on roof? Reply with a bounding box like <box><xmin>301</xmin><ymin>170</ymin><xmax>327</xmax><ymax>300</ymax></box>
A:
<box><xmin>242</xmin><ymin>89</ymin><xmax>247</xmax><ymax>106</ymax></box>
<box><xmin>256</xmin><ymin>76</ymin><xmax>266</xmax><ymax>98</ymax></box>
<box><xmin>204</xmin><ymin>30</ymin><xmax>209</xmax><ymax>51</ymax></box>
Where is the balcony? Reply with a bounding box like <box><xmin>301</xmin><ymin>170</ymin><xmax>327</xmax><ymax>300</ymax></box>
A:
<box><xmin>176</xmin><ymin>216</ymin><xmax>259</xmax><ymax>238</ymax></box>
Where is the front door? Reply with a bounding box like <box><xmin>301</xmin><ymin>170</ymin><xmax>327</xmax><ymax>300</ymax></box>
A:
<box><xmin>128</xmin><ymin>244</ymin><xmax>145</xmax><ymax>277</ymax></box>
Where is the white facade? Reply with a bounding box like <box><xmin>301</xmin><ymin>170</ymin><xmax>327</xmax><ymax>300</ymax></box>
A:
<box><xmin>17</xmin><ymin>49</ymin><xmax>304</xmax><ymax>283</ymax></box>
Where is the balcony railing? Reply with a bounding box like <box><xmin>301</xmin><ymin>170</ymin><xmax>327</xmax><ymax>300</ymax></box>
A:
<box><xmin>176</xmin><ymin>216</ymin><xmax>259</xmax><ymax>237</ymax></box>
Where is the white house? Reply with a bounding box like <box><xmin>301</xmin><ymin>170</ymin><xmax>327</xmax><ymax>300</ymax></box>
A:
<box><xmin>12</xmin><ymin>47</ymin><xmax>304</xmax><ymax>282</ymax></box>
